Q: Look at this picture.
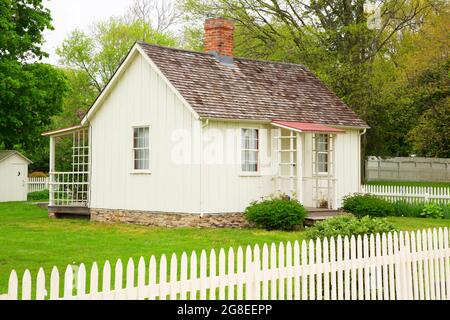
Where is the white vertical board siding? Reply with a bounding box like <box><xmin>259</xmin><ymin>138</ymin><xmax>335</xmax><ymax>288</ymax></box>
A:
<box><xmin>89</xmin><ymin>53</ymin><xmax>201</xmax><ymax>213</ymax></box>
<box><xmin>0</xmin><ymin>154</ymin><xmax>29</xmax><ymax>202</ymax></box>
<box><xmin>334</xmin><ymin>129</ymin><xmax>361</xmax><ymax>208</ymax></box>
<box><xmin>200</xmin><ymin>121</ymin><xmax>275</xmax><ymax>213</ymax></box>
<box><xmin>302</xmin><ymin>132</ymin><xmax>314</xmax><ymax>207</ymax></box>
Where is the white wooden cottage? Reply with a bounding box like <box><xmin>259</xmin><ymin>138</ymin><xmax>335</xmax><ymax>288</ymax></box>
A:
<box><xmin>43</xmin><ymin>18</ymin><xmax>369</xmax><ymax>227</ymax></box>
<box><xmin>0</xmin><ymin>150</ymin><xmax>32</xmax><ymax>202</ymax></box>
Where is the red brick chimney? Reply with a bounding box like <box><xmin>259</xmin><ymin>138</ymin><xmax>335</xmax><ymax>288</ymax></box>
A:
<box><xmin>204</xmin><ymin>18</ymin><xmax>235</xmax><ymax>57</ymax></box>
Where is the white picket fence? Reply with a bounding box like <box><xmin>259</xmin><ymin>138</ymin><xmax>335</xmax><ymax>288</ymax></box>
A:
<box><xmin>362</xmin><ymin>184</ymin><xmax>450</xmax><ymax>204</ymax></box>
<box><xmin>27</xmin><ymin>177</ymin><xmax>49</xmax><ymax>193</ymax></box>
<box><xmin>1</xmin><ymin>228</ymin><xmax>449</xmax><ymax>300</ymax></box>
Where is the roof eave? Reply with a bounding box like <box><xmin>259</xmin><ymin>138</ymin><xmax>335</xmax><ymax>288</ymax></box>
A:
<box><xmin>0</xmin><ymin>151</ymin><xmax>33</xmax><ymax>164</ymax></box>
<box><xmin>200</xmin><ymin>116</ymin><xmax>369</xmax><ymax>130</ymax></box>
<box><xmin>42</xmin><ymin>125</ymin><xmax>86</xmax><ymax>137</ymax></box>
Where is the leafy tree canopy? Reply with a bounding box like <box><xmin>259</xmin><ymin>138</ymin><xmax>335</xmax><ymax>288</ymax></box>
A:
<box><xmin>180</xmin><ymin>0</ymin><xmax>449</xmax><ymax>158</ymax></box>
<box><xmin>0</xmin><ymin>0</ymin><xmax>68</xmax><ymax>163</ymax></box>
<box><xmin>0</xmin><ymin>0</ymin><xmax>52</xmax><ymax>60</ymax></box>
<box><xmin>57</xmin><ymin>16</ymin><xmax>178</xmax><ymax>94</ymax></box>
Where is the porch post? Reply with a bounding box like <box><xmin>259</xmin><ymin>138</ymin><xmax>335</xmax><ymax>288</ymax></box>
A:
<box><xmin>296</xmin><ymin>132</ymin><xmax>303</xmax><ymax>204</ymax></box>
<box><xmin>49</xmin><ymin>136</ymin><xmax>55</xmax><ymax>206</ymax></box>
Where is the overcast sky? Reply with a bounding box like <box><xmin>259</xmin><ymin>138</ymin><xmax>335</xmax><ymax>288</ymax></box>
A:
<box><xmin>42</xmin><ymin>0</ymin><xmax>136</xmax><ymax>65</ymax></box>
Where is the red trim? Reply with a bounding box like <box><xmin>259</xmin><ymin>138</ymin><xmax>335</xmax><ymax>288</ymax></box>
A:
<box><xmin>272</xmin><ymin>120</ymin><xmax>345</xmax><ymax>133</ymax></box>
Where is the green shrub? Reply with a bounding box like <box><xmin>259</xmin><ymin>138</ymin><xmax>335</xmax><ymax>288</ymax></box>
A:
<box><xmin>443</xmin><ymin>204</ymin><xmax>450</xmax><ymax>219</ymax></box>
<box><xmin>27</xmin><ymin>190</ymin><xmax>49</xmax><ymax>201</ymax></box>
<box><xmin>29</xmin><ymin>171</ymin><xmax>48</xmax><ymax>178</ymax></box>
<box><xmin>305</xmin><ymin>216</ymin><xmax>398</xmax><ymax>240</ymax></box>
<box><xmin>244</xmin><ymin>196</ymin><xmax>306</xmax><ymax>231</ymax></box>
<box><xmin>342</xmin><ymin>194</ymin><xmax>395</xmax><ymax>217</ymax></box>
<box><xmin>393</xmin><ymin>200</ymin><xmax>425</xmax><ymax>217</ymax></box>
<box><xmin>420</xmin><ymin>203</ymin><xmax>444</xmax><ymax>219</ymax></box>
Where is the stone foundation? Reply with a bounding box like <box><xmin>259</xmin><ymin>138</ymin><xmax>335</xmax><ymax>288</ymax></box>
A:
<box><xmin>90</xmin><ymin>209</ymin><xmax>252</xmax><ymax>228</ymax></box>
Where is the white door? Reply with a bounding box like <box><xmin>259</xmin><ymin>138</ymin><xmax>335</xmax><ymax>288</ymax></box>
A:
<box><xmin>9</xmin><ymin>163</ymin><xmax>27</xmax><ymax>201</ymax></box>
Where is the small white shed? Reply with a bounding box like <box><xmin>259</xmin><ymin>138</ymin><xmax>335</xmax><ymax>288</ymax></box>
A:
<box><xmin>0</xmin><ymin>150</ymin><xmax>32</xmax><ymax>202</ymax></box>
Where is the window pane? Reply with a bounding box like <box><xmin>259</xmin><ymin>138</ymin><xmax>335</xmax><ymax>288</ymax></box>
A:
<box><xmin>316</xmin><ymin>134</ymin><xmax>329</xmax><ymax>152</ymax></box>
<box><xmin>248</xmin><ymin>150</ymin><xmax>258</xmax><ymax>164</ymax></box>
<box><xmin>318</xmin><ymin>163</ymin><xmax>328</xmax><ymax>173</ymax></box>
<box><xmin>134</xmin><ymin>159</ymin><xmax>141</xmax><ymax>170</ymax></box>
<box><xmin>318</xmin><ymin>153</ymin><xmax>328</xmax><ymax>164</ymax></box>
<box><xmin>143</xmin><ymin>127</ymin><xmax>149</xmax><ymax>148</ymax></box>
<box><xmin>317</xmin><ymin>152</ymin><xmax>329</xmax><ymax>173</ymax></box>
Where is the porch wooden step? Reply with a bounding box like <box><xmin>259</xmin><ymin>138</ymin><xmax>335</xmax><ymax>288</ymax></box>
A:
<box><xmin>304</xmin><ymin>207</ymin><xmax>343</xmax><ymax>226</ymax></box>
<box><xmin>48</xmin><ymin>205</ymin><xmax>90</xmax><ymax>219</ymax></box>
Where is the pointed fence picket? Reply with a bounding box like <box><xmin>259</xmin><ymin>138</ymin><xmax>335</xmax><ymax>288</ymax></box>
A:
<box><xmin>2</xmin><ymin>227</ymin><xmax>450</xmax><ymax>301</ymax></box>
<box><xmin>27</xmin><ymin>177</ymin><xmax>49</xmax><ymax>193</ymax></box>
<box><xmin>361</xmin><ymin>184</ymin><xmax>450</xmax><ymax>204</ymax></box>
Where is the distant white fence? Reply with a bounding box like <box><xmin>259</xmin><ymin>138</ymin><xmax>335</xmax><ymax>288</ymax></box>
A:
<box><xmin>1</xmin><ymin>228</ymin><xmax>449</xmax><ymax>300</ymax></box>
<box><xmin>27</xmin><ymin>177</ymin><xmax>49</xmax><ymax>193</ymax></box>
<box><xmin>361</xmin><ymin>185</ymin><xmax>450</xmax><ymax>204</ymax></box>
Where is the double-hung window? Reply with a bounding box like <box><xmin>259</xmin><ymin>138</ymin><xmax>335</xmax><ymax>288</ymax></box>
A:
<box><xmin>316</xmin><ymin>134</ymin><xmax>329</xmax><ymax>174</ymax></box>
<box><xmin>133</xmin><ymin>126</ymin><xmax>150</xmax><ymax>171</ymax></box>
<box><xmin>241</xmin><ymin>128</ymin><xmax>259</xmax><ymax>173</ymax></box>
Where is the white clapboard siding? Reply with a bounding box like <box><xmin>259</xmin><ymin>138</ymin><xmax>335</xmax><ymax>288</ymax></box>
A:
<box><xmin>27</xmin><ymin>177</ymin><xmax>49</xmax><ymax>193</ymax></box>
<box><xmin>2</xmin><ymin>227</ymin><xmax>450</xmax><ymax>300</ymax></box>
<box><xmin>361</xmin><ymin>185</ymin><xmax>450</xmax><ymax>204</ymax></box>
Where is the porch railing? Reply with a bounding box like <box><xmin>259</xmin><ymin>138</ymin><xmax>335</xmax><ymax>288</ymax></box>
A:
<box><xmin>49</xmin><ymin>172</ymin><xmax>89</xmax><ymax>207</ymax></box>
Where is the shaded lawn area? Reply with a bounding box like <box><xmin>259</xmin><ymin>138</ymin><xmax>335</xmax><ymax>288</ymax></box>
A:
<box><xmin>367</xmin><ymin>180</ymin><xmax>450</xmax><ymax>188</ymax></box>
<box><xmin>1</xmin><ymin>202</ymin><xmax>450</xmax><ymax>294</ymax></box>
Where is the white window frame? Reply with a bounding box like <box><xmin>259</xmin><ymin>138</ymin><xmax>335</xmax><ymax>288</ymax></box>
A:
<box><xmin>315</xmin><ymin>133</ymin><xmax>329</xmax><ymax>175</ymax></box>
<box><xmin>240</xmin><ymin>127</ymin><xmax>260</xmax><ymax>176</ymax></box>
<box><xmin>131</xmin><ymin>125</ymin><xmax>151</xmax><ymax>174</ymax></box>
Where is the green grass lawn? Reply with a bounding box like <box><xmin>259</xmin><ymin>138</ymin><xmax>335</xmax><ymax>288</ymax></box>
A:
<box><xmin>1</xmin><ymin>202</ymin><xmax>450</xmax><ymax>294</ymax></box>
<box><xmin>367</xmin><ymin>180</ymin><xmax>450</xmax><ymax>188</ymax></box>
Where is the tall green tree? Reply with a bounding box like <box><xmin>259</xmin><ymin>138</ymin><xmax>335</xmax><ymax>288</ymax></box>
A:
<box><xmin>52</xmin><ymin>68</ymin><xmax>98</xmax><ymax>129</ymax></box>
<box><xmin>402</xmin><ymin>9</ymin><xmax>450</xmax><ymax>157</ymax></box>
<box><xmin>57</xmin><ymin>17</ymin><xmax>178</xmax><ymax>94</ymax></box>
<box><xmin>0</xmin><ymin>0</ymin><xmax>68</xmax><ymax>161</ymax></box>
<box><xmin>181</xmin><ymin>0</ymin><xmax>447</xmax><ymax>160</ymax></box>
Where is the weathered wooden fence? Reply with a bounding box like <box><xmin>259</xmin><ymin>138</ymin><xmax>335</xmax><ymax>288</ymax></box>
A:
<box><xmin>366</xmin><ymin>157</ymin><xmax>450</xmax><ymax>183</ymax></box>
<box><xmin>361</xmin><ymin>185</ymin><xmax>450</xmax><ymax>204</ymax></box>
<box><xmin>1</xmin><ymin>228</ymin><xmax>449</xmax><ymax>300</ymax></box>
<box><xmin>27</xmin><ymin>177</ymin><xmax>49</xmax><ymax>193</ymax></box>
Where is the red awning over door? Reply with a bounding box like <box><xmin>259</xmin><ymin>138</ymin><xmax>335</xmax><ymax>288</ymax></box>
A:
<box><xmin>271</xmin><ymin>120</ymin><xmax>345</xmax><ymax>133</ymax></box>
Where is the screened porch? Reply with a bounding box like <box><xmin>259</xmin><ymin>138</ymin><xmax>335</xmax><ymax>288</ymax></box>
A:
<box><xmin>43</xmin><ymin>125</ymin><xmax>90</xmax><ymax>215</ymax></box>
<box><xmin>271</xmin><ymin>120</ymin><xmax>345</xmax><ymax>209</ymax></box>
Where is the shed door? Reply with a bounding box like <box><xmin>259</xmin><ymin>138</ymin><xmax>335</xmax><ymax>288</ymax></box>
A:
<box><xmin>9</xmin><ymin>163</ymin><xmax>28</xmax><ymax>201</ymax></box>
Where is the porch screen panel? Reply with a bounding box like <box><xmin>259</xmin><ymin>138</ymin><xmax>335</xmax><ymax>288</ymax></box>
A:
<box><xmin>241</xmin><ymin>129</ymin><xmax>259</xmax><ymax>172</ymax></box>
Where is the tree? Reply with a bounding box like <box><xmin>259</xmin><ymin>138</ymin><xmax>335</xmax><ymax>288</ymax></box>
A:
<box><xmin>126</xmin><ymin>0</ymin><xmax>183</xmax><ymax>33</ymax></box>
<box><xmin>52</xmin><ymin>68</ymin><xmax>98</xmax><ymax>129</ymax></box>
<box><xmin>181</xmin><ymin>0</ymin><xmax>447</xmax><ymax>160</ymax></box>
<box><xmin>372</xmin><ymin>7</ymin><xmax>450</xmax><ymax>157</ymax></box>
<box><xmin>57</xmin><ymin>16</ymin><xmax>178</xmax><ymax>95</ymax></box>
<box><xmin>0</xmin><ymin>0</ymin><xmax>52</xmax><ymax>60</ymax></box>
<box><xmin>408</xmin><ymin>98</ymin><xmax>450</xmax><ymax>157</ymax></box>
<box><xmin>0</xmin><ymin>0</ymin><xmax>68</xmax><ymax>159</ymax></box>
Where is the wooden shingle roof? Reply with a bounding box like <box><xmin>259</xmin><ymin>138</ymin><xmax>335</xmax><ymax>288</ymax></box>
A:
<box><xmin>139</xmin><ymin>42</ymin><xmax>368</xmax><ymax>128</ymax></box>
